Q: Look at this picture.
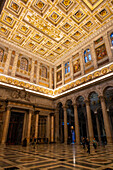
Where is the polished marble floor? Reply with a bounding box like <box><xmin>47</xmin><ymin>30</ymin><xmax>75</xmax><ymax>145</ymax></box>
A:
<box><xmin>0</xmin><ymin>144</ymin><xmax>113</xmax><ymax>170</ymax></box>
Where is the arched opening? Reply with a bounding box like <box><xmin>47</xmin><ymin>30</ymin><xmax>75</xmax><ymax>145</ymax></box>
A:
<box><xmin>76</xmin><ymin>96</ymin><xmax>87</xmax><ymax>142</ymax></box>
<box><xmin>66</xmin><ymin>99</ymin><xmax>75</xmax><ymax>143</ymax></box>
<box><xmin>104</xmin><ymin>86</ymin><xmax>113</xmax><ymax>139</ymax></box>
<box><xmin>89</xmin><ymin>92</ymin><xmax>99</xmax><ymax>141</ymax></box>
<box><xmin>58</xmin><ymin>102</ymin><xmax>64</xmax><ymax>143</ymax></box>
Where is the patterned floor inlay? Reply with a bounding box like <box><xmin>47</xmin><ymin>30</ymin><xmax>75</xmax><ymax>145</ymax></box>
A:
<box><xmin>0</xmin><ymin>144</ymin><xmax>113</xmax><ymax>170</ymax></box>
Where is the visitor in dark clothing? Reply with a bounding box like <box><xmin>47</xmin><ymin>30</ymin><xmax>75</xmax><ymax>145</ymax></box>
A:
<box><xmin>86</xmin><ymin>138</ymin><xmax>90</xmax><ymax>154</ymax></box>
<box><xmin>82</xmin><ymin>137</ymin><xmax>85</xmax><ymax>149</ymax></box>
<box><xmin>22</xmin><ymin>138</ymin><xmax>27</xmax><ymax>147</ymax></box>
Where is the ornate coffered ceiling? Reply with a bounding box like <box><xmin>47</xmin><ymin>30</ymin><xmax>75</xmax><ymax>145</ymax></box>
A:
<box><xmin>0</xmin><ymin>0</ymin><xmax>113</xmax><ymax>63</ymax></box>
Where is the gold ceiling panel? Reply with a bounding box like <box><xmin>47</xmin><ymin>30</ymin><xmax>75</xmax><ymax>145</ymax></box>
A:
<box><xmin>31</xmin><ymin>0</ymin><xmax>49</xmax><ymax>16</ymax></box>
<box><xmin>57</xmin><ymin>0</ymin><xmax>76</xmax><ymax>14</ymax></box>
<box><xmin>11</xmin><ymin>33</ymin><xmax>25</xmax><ymax>44</ymax></box>
<box><xmin>0</xmin><ymin>24</ymin><xmax>10</xmax><ymax>37</ymax></box>
<box><xmin>82</xmin><ymin>0</ymin><xmax>104</xmax><ymax>11</ymax></box>
<box><xmin>71</xmin><ymin>30</ymin><xmax>85</xmax><ymax>41</ymax></box>
<box><xmin>95</xmin><ymin>6</ymin><xmax>112</xmax><ymax>23</ymax></box>
<box><xmin>5</xmin><ymin>0</ymin><xmax>23</xmax><ymax>17</ymax></box>
<box><xmin>46</xmin><ymin>9</ymin><xmax>63</xmax><ymax>26</ymax></box>
<box><xmin>0</xmin><ymin>12</ymin><xmax>16</xmax><ymax>28</ymax></box>
<box><xmin>71</xmin><ymin>8</ymin><xmax>87</xmax><ymax>24</ymax></box>
<box><xmin>0</xmin><ymin>0</ymin><xmax>112</xmax><ymax>63</ymax></box>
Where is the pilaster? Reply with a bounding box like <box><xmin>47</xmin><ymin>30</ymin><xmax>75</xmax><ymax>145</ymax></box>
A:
<box><xmin>4</xmin><ymin>49</ymin><xmax>12</xmax><ymax>74</ymax></box>
<box><xmin>11</xmin><ymin>52</ymin><xmax>19</xmax><ymax>77</ymax></box>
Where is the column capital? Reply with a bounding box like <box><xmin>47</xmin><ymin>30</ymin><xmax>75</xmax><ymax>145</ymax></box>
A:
<box><xmin>50</xmin><ymin>113</ymin><xmax>54</xmax><ymax>116</ymax></box>
<box><xmin>99</xmin><ymin>95</ymin><xmax>105</xmax><ymax>101</ymax></box>
<box><xmin>8</xmin><ymin>48</ymin><xmax>12</xmax><ymax>53</ymax></box>
<box><xmin>85</xmin><ymin>99</ymin><xmax>90</xmax><ymax>104</ymax></box>
<box><xmin>35</xmin><ymin>110</ymin><xmax>40</xmax><ymax>114</ymax></box>
<box><xmin>73</xmin><ymin>103</ymin><xmax>77</xmax><ymax>107</ymax></box>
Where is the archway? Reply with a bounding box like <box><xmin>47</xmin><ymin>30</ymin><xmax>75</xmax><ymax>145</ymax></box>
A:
<box><xmin>66</xmin><ymin>99</ymin><xmax>75</xmax><ymax>143</ymax></box>
<box><xmin>76</xmin><ymin>96</ymin><xmax>87</xmax><ymax>142</ymax></box>
<box><xmin>104</xmin><ymin>86</ymin><xmax>113</xmax><ymax>139</ymax></box>
<box><xmin>58</xmin><ymin>102</ymin><xmax>64</xmax><ymax>143</ymax></box>
<box><xmin>89</xmin><ymin>92</ymin><xmax>99</xmax><ymax>141</ymax></box>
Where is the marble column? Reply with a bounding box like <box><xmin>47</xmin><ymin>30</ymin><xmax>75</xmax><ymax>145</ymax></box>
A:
<box><xmin>30</xmin><ymin>59</ymin><xmax>35</xmax><ymax>83</ymax></box>
<box><xmin>100</xmin><ymin>96</ymin><xmax>112</xmax><ymax>143</ymax></box>
<box><xmin>85</xmin><ymin>100</ymin><xmax>94</xmax><ymax>142</ymax></box>
<box><xmin>90</xmin><ymin>42</ymin><xmax>98</xmax><ymax>69</ymax></box>
<box><xmin>63</xmin><ymin>106</ymin><xmax>68</xmax><ymax>144</ymax></box>
<box><xmin>11</xmin><ymin>52</ymin><xmax>19</xmax><ymax>76</ymax></box>
<box><xmin>79</xmin><ymin>51</ymin><xmax>84</xmax><ymax>75</ymax></box>
<box><xmin>36</xmin><ymin>61</ymin><xmax>40</xmax><ymax>84</ymax></box>
<box><xmin>48</xmin><ymin>114</ymin><xmax>51</xmax><ymax>143</ymax></box>
<box><xmin>55</xmin><ymin>109</ymin><xmax>59</xmax><ymax>143</ymax></box>
<box><xmin>50</xmin><ymin>113</ymin><xmax>54</xmax><ymax>143</ymax></box>
<box><xmin>62</xmin><ymin>62</ymin><xmax>64</xmax><ymax>85</ymax></box>
<box><xmin>74</xmin><ymin>104</ymin><xmax>80</xmax><ymax>144</ymax></box>
<box><xmin>95</xmin><ymin>113</ymin><xmax>101</xmax><ymax>145</ymax></box>
<box><xmin>70</xmin><ymin>58</ymin><xmax>73</xmax><ymax>81</ymax></box>
<box><xmin>54</xmin><ymin>66</ymin><xmax>56</xmax><ymax>89</ymax></box>
<box><xmin>49</xmin><ymin>67</ymin><xmax>52</xmax><ymax>88</ymax></box>
<box><xmin>4</xmin><ymin>49</ymin><xmax>12</xmax><ymax>74</ymax></box>
<box><xmin>27</xmin><ymin>110</ymin><xmax>32</xmax><ymax>144</ymax></box>
<box><xmin>22</xmin><ymin>112</ymin><xmax>27</xmax><ymax>142</ymax></box>
<box><xmin>1</xmin><ymin>107</ymin><xmax>11</xmax><ymax>145</ymax></box>
<box><xmin>35</xmin><ymin>111</ymin><xmax>40</xmax><ymax>139</ymax></box>
<box><xmin>104</xmin><ymin>33</ymin><xmax>113</xmax><ymax>62</ymax></box>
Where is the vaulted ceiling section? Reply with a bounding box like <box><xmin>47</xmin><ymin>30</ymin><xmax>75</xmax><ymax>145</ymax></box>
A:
<box><xmin>0</xmin><ymin>0</ymin><xmax>113</xmax><ymax>63</ymax></box>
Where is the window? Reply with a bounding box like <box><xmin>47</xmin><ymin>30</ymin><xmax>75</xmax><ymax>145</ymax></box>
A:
<box><xmin>84</xmin><ymin>49</ymin><xmax>91</xmax><ymax>63</ymax></box>
<box><xmin>65</xmin><ymin>62</ymin><xmax>70</xmax><ymax>74</ymax></box>
<box><xmin>42</xmin><ymin>66</ymin><xmax>47</xmax><ymax>78</ymax></box>
<box><xmin>110</xmin><ymin>33</ymin><xmax>113</xmax><ymax>46</ymax></box>
<box><xmin>20</xmin><ymin>57</ymin><xmax>28</xmax><ymax>71</ymax></box>
<box><xmin>0</xmin><ymin>48</ymin><xmax>4</xmax><ymax>62</ymax></box>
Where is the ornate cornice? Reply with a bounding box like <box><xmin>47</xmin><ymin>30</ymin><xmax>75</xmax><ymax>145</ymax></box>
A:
<box><xmin>0</xmin><ymin>62</ymin><xmax>113</xmax><ymax>98</ymax></box>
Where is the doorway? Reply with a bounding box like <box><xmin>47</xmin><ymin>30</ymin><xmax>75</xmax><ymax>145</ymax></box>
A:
<box><xmin>7</xmin><ymin>112</ymin><xmax>24</xmax><ymax>145</ymax></box>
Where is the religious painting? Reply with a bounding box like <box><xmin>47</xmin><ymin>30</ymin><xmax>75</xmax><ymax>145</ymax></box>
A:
<box><xmin>73</xmin><ymin>59</ymin><xmax>80</xmax><ymax>73</ymax></box>
<box><xmin>95</xmin><ymin>44</ymin><xmax>107</xmax><ymax>61</ymax></box>
<box><xmin>94</xmin><ymin>37</ymin><xmax>103</xmax><ymax>45</ymax></box>
<box><xmin>41</xmin><ymin>66</ymin><xmax>47</xmax><ymax>79</ymax></box>
<box><xmin>0</xmin><ymin>48</ymin><xmax>4</xmax><ymax>62</ymax></box>
<box><xmin>57</xmin><ymin>70</ymin><xmax>62</xmax><ymax>82</ymax></box>
<box><xmin>20</xmin><ymin>57</ymin><xmax>28</xmax><ymax>71</ymax></box>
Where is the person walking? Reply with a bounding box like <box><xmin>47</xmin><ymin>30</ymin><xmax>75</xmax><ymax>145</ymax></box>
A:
<box><xmin>82</xmin><ymin>137</ymin><xmax>85</xmax><ymax>149</ymax></box>
<box><xmin>86</xmin><ymin>138</ymin><xmax>90</xmax><ymax>154</ymax></box>
<box><xmin>93</xmin><ymin>138</ymin><xmax>97</xmax><ymax>150</ymax></box>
